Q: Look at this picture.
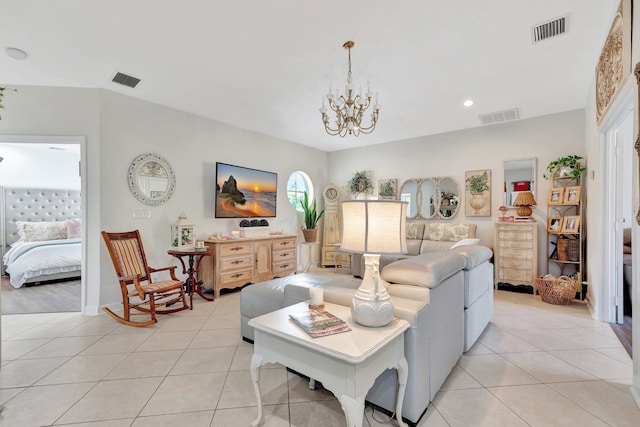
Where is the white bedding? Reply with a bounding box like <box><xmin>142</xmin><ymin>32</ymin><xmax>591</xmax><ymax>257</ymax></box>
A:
<box><xmin>3</xmin><ymin>238</ymin><xmax>81</xmax><ymax>288</ymax></box>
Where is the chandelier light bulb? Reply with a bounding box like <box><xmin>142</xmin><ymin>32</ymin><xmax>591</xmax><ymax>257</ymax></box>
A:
<box><xmin>319</xmin><ymin>41</ymin><xmax>380</xmax><ymax>137</ymax></box>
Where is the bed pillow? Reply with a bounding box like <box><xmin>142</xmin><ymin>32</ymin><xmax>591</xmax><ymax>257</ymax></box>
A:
<box><xmin>16</xmin><ymin>221</ymin><xmax>68</xmax><ymax>242</ymax></box>
<box><xmin>66</xmin><ymin>218</ymin><xmax>82</xmax><ymax>239</ymax></box>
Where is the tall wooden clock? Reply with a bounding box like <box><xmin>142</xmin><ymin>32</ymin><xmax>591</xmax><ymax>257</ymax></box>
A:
<box><xmin>321</xmin><ymin>184</ymin><xmax>350</xmax><ymax>267</ymax></box>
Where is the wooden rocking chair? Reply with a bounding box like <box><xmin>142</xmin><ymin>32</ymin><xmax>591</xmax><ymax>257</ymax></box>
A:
<box><xmin>102</xmin><ymin>230</ymin><xmax>189</xmax><ymax>327</ymax></box>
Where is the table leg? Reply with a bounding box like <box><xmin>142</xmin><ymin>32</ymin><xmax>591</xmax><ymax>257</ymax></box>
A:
<box><xmin>250</xmin><ymin>353</ymin><xmax>264</xmax><ymax>427</ymax></box>
<box><xmin>193</xmin><ymin>254</ymin><xmax>214</xmax><ymax>303</ymax></box>
<box><xmin>338</xmin><ymin>394</ymin><xmax>365</xmax><ymax>427</ymax></box>
<box><xmin>395</xmin><ymin>356</ymin><xmax>409</xmax><ymax>427</ymax></box>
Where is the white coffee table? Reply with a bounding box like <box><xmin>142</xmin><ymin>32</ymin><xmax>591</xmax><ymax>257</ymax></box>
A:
<box><xmin>248</xmin><ymin>301</ymin><xmax>410</xmax><ymax>427</ymax></box>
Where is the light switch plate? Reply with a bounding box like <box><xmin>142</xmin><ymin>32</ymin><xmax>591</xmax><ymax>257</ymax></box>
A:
<box><xmin>133</xmin><ymin>209</ymin><xmax>151</xmax><ymax>219</ymax></box>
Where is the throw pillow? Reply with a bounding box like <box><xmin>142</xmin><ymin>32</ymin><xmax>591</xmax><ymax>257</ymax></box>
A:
<box><xmin>428</xmin><ymin>223</ymin><xmax>472</xmax><ymax>242</ymax></box>
<box><xmin>406</xmin><ymin>223</ymin><xmax>421</xmax><ymax>240</ymax></box>
<box><xmin>66</xmin><ymin>218</ymin><xmax>82</xmax><ymax>239</ymax></box>
<box><xmin>16</xmin><ymin>221</ymin><xmax>68</xmax><ymax>242</ymax></box>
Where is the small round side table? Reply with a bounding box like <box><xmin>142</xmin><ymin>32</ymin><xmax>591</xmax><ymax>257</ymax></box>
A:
<box><xmin>167</xmin><ymin>247</ymin><xmax>215</xmax><ymax>309</ymax></box>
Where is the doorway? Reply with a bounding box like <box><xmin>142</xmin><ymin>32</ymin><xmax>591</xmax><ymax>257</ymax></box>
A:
<box><xmin>0</xmin><ymin>136</ymin><xmax>86</xmax><ymax>314</ymax></box>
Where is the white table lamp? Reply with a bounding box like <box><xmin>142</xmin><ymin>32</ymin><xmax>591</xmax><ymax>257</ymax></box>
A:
<box><xmin>340</xmin><ymin>200</ymin><xmax>407</xmax><ymax>327</ymax></box>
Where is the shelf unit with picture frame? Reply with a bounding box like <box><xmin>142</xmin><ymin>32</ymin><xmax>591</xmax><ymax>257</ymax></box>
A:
<box><xmin>546</xmin><ymin>175</ymin><xmax>585</xmax><ymax>299</ymax></box>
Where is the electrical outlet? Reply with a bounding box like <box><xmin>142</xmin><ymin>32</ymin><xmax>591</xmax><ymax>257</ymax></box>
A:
<box><xmin>133</xmin><ymin>209</ymin><xmax>151</xmax><ymax>219</ymax></box>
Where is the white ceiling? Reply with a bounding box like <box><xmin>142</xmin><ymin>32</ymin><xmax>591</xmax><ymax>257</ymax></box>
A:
<box><xmin>0</xmin><ymin>0</ymin><xmax>619</xmax><ymax>152</ymax></box>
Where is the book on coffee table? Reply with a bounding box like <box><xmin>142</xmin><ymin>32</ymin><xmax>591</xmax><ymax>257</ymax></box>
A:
<box><xmin>289</xmin><ymin>308</ymin><xmax>351</xmax><ymax>338</ymax></box>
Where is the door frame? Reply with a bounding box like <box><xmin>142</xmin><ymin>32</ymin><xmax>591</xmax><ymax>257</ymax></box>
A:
<box><xmin>0</xmin><ymin>134</ymin><xmax>87</xmax><ymax>314</ymax></box>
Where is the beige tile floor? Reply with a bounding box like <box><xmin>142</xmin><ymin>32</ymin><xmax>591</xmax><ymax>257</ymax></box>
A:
<box><xmin>0</xmin><ymin>279</ymin><xmax>639</xmax><ymax>426</ymax></box>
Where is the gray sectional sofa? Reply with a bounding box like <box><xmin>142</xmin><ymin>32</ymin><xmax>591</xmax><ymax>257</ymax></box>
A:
<box><xmin>239</xmin><ymin>238</ymin><xmax>493</xmax><ymax>425</ymax></box>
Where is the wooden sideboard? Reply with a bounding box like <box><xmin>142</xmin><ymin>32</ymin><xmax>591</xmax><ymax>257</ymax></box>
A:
<box><xmin>200</xmin><ymin>235</ymin><xmax>297</xmax><ymax>298</ymax></box>
<box><xmin>494</xmin><ymin>222</ymin><xmax>538</xmax><ymax>289</ymax></box>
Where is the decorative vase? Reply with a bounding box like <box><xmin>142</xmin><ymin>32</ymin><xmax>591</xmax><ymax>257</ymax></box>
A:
<box><xmin>469</xmin><ymin>193</ymin><xmax>486</xmax><ymax>214</ymax></box>
<box><xmin>301</xmin><ymin>227</ymin><xmax>318</xmax><ymax>242</ymax></box>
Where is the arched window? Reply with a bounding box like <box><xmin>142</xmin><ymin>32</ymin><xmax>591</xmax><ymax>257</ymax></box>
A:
<box><xmin>287</xmin><ymin>171</ymin><xmax>312</xmax><ymax>212</ymax></box>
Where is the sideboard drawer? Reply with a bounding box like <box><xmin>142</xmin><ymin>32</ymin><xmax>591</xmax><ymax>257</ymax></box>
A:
<box><xmin>498</xmin><ymin>267</ymin><xmax>534</xmax><ymax>283</ymax></box>
<box><xmin>272</xmin><ymin>237</ymin><xmax>297</xmax><ymax>250</ymax></box>
<box><xmin>219</xmin><ymin>242</ymin><xmax>253</xmax><ymax>257</ymax></box>
<box><xmin>219</xmin><ymin>255</ymin><xmax>253</xmax><ymax>272</ymax></box>
<box><xmin>273</xmin><ymin>248</ymin><xmax>296</xmax><ymax>262</ymax></box>
<box><xmin>273</xmin><ymin>260</ymin><xmax>296</xmax><ymax>275</ymax></box>
<box><xmin>498</xmin><ymin>240</ymin><xmax>533</xmax><ymax>249</ymax></box>
<box><xmin>497</xmin><ymin>249</ymin><xmax>533</xmax><ymax>260</ymax></box>
<box><xmin>219</xmin><ymin>268</ymin><xmax>253</xmax><ymax>286</ymax></box>
<box><xmin>500</xmin><ymin>256</ymin><xmax>534</xmax><ymax>269</ymax></box>
<box><xmin>498</xmin><ymin>230</ymin><xmax>534</xmax><ymax>241</ymax></box>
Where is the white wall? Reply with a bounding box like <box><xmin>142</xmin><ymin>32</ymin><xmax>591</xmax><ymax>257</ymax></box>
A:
<box><xmin>328</xmin><ymin>110</ymin><xmax>585</xmax><ymax>276</ymax></box>
<box><xmin>0</xmin><ymin>86</ymin><xmax>329</xmax><ymax>312</ymax></box>
<box><xmin>0</xmin><ymin>143</ymin><xmax>80</xmax><ymax>189</ymax></box>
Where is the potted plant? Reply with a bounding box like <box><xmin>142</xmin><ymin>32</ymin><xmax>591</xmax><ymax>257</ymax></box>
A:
<box><xmin>300</xmin><ymin>191</ymin><xmax>324</xmax><ymax>242</ymax></box>
<box><xmin>349</xmin><ymin>170</ymin><xmax>373</xmax><ymax>198</ymax></box>
<box><xmin>543</xmin><ymin>155</ymin><xmax>587</xmax><ymax>179</ymax></box>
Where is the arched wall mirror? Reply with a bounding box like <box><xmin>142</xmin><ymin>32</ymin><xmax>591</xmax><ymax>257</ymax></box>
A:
<box><xmin>400</xmin><ymin>177</ymin><xmax>460</xmax><ymax>220</ymax></box>
<box><xmin>401</xmin><ymin>180</ymin><xmax>420</xmax><ymax>219</ymax></box>
<box><xmin>503</xmin><ymin>158</ymin><xmax>536</xmax><ymax>207</ymax></box>
<box><xmin>128</xmin><ymin>153</ymin><xmax>176</xmax><ymax>206</ymax></box>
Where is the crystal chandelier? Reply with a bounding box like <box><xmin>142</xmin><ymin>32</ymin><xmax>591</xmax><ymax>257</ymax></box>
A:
<box><xmin>319</xmin><ymin>41</ymin><xmax>380</xmax><ymax>137</ymax></box>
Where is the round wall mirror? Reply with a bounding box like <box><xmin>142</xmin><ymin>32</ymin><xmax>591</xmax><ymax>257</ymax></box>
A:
<box><xmin>127</xmin><ymin>153</ymin><xmax>176</xmax><ymax>206</ymax></box>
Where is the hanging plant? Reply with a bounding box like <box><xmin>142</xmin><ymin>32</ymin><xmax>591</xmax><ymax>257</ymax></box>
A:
<box><xmin>348</xmin><ymin>170</ymin><xmax>373</xmax><ymax>196</ymax></box>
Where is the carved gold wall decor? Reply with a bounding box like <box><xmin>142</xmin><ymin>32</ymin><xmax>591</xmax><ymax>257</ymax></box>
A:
<box><xmin>595</xmin><ymin>0</ymin><xmax>631</xmax><ymax>124</ymax></box>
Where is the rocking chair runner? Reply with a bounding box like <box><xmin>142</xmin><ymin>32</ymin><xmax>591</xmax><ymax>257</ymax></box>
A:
<box><xmin>102</xmin><ymin>230</ymin><xmax>189</xmax><ymax>326</ymax></box>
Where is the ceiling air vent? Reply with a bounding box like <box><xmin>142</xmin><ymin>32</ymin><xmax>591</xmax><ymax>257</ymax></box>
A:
<box><xmin>112</xmin><ymin>72</ymin><xmax>141</xmax><ymax>88</ymax></box>
<box><xmin>479</xmin><ymin>108</ymin><xmax>520</xmax><ymax>125</ymax></box>
<box><xmin>531</xmin><ymin>15</ymin><xmax>567</xmax><ymax>44</ymax></box>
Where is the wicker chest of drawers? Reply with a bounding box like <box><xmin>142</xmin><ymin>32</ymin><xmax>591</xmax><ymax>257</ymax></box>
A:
<box><xmin>494</xmin><ymin>222</ymin><xmax>538</xmax><ymax>287</ymax></box>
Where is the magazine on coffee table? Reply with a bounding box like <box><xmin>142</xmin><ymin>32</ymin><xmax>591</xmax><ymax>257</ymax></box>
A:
<box><xmin>289</xmin><ymin>308</ymin><xmax>351</xmax><ymax>338</ymax></box>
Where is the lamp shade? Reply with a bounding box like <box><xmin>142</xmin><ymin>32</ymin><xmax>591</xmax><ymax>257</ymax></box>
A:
<box><xmin>513</xmin><ymin>191</ymin><xmax>537</xmax><ymax>217</ymax></box>
<box><xmin>340</xmin><ymin>200</ymin><xmax>408</xmax><ymax>255</ymax></box>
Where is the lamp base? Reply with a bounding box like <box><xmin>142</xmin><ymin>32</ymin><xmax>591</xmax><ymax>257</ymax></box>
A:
<box><xmin>351</xmin><ymin>254</ymin><xmax>395</xmax><ymax>327</ymax></box>
<box><xmin>516</xmin><ymin>205</ymin><xmax>532</xmax><ymax>217</ymax></box>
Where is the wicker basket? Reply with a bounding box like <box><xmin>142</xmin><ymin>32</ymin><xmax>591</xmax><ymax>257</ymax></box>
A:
<box><xmin>535</xmin><ymin>275</ymin><xmax>578</xmax><ymax>305</ymax></box>
<box><xmin>557</xmin><ymin>238</ymin><xmax>569</xmax><ymax>261</ymax></box>
<box><xmin>567</xmin><ymin>239</ymin><xmax>579</xmax><ymax>262</ymax></box>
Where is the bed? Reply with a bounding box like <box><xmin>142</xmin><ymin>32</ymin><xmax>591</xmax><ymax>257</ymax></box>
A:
<box><xmin>1</xmin><ymin>187</ymin><xmax>82</xmax><ymax>288</ymax></box>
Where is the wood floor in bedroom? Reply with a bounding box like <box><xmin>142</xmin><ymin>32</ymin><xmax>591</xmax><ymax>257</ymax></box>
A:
<box><xmin>1</xmin><ymin>276</ymin><xmax>80</xmax><ymax>314</ymax></box>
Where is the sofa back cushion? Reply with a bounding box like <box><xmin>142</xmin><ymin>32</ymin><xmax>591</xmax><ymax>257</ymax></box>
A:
<box><xmin>425</xmin><ymin>223</ymin><xmax>477</xmax><ymax>242</ymax></box>
<box><xmin>382</xmin><ymin>251</ymin><xmax>466</xmax><ymax>288</ymax></box>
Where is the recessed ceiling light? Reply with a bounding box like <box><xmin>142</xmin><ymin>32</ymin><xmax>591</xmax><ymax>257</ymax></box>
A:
<box><xmin>463</xmin><ymin>99</ymin><xmax>474</xmax><ymax>107</ymax></box>
<box><xmin>5</xmin><ymin>47</ymin><xmax>28</xmax><ymax>60</ymax></box>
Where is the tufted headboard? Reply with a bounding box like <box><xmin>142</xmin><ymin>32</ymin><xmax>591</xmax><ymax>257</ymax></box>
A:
<box><xmin>1</xmin><ymin>187</ymin><xmax>82</xmax><ymax>254</ymax></box>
